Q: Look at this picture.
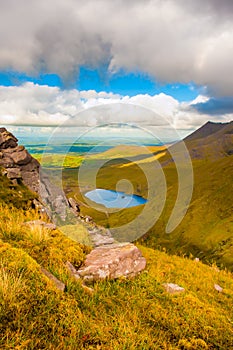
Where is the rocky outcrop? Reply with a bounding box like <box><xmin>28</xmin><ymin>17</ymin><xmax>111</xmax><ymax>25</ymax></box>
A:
<box><xmin>77</xmin><ymin>243</ymin><xmax>146</xmax><ymax>282</ymax></box>
<box><xmin>0</xmin><ymin>128</ymin><xmax>70</xmax><ymax>222</ymax></box>
<box><xmin>39</xmin><ymin>171</ymin><xmax>70</xmax><ymax>222</ymax></box>
<box><xmin>0</xmin><ymin>128</ymin><xmax>40</xmax><ymax>192</ymax></box>
<box><xmin>0</xmin><ymin>127</ymin><xmax>18</xmax><ymax>148</ymax></box>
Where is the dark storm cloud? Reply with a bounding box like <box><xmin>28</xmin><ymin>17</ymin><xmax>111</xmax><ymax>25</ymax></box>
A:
<box><xmin>0</xmin><ymin>0</ymin><xmax>233</xmax><ymax>94</ymax></box>
<box><xmin>191</xmin><ymin>97</ymin><xmax>233</xmax><ymax>115</ymax></box>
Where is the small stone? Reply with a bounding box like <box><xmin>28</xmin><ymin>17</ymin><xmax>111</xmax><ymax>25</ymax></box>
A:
<box><xmin>41</xmin><ymin>267</ymin><xmax>65</xmax><ymax>292</ymax></box>
<box><xmin>84</xmin><ymin>215</ymin><xmax>92</xmax><ymax>223</ymax></box>
<box><xmin>163</xmin><ymin>283</ymin><xmax>185</xmax><ymax>294</ymax></box>
<box><xmin>214</xmin><ymin>284</ymin><xmax>223</xmax><ymax>293</ymax></box>
<box><xmin>194</xmin><ymin>257</ymin><xmax>200</xmax><ymax>262</ymax></box>
<box><xmin>65</xmin><ymin>261</ymin><xmax>80</xmax><ymax>280</ymax></box>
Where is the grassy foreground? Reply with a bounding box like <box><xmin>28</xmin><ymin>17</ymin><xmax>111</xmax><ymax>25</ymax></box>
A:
<box><xmin>1</xmin><ymin>203</ymin><xmax>233</xmax><ymax>349</ymax></box>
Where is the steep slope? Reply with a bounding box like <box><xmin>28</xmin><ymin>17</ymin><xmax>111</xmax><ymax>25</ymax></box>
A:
<box><xmin>0</xmin><ymin>126</ymin><xmax>233</xmax><ymax>349</ymax></box>
<box><xmin>184</xmin><ymin>120</ymin><xmax>230</xmax><ymax>142</ymax></box>
<box><xmin>143</xmin><ymin>120</ymin><xmax>233</xmax><ymax>268</ymax></box>
<box><xmin>71</xmin><ymin>120</ymin><xmax>233</xmax><ymax>269</ymax></box>
<box><xmin>0</xmin><ymin>167</ymin><xmax>37</xmax><ymax>209</ymax></box>
<box><xmin>184</xmin><ymin>121</ymin><xmax>233</xmax><ymax>160</ymax></box>
<box><xmin>1</xmin><ymin>203</ymin><xmax>233</xmax><ymax>349</ymax></box>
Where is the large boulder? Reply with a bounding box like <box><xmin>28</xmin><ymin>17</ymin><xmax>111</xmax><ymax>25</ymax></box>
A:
<box><xmin>77</xmin><ymin>242</ymin><xmax>146</xmax><ymax>282</ymax></box>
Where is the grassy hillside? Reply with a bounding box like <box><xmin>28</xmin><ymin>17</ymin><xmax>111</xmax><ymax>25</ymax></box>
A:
<box><xmin>62</xmin><ymin>123</ymin><xmax>233</xmax><ymax>270</ymax></box>
<box><xmin>1</xmin><ymin>137</ymin><xmax>233</xmax><ymax>348</ymax></box>
<box><xmin>143</xmin><ymin>156</ymin><xmax>233</xmax><ymax>268</ymax></box>
<box><xmin>183</xmin><ymin>121</ymin><xmax>233</xmax><ymax>160</ymax></box>
<box><xmin>0</xmin><ymin>168</ymin><xmax>38</xmax><ymax>209</ymax></box>
<box><xmin>68</xmin><ymin>155</ymin><xmax>233</xmax><ymax>269</ymax></box>
<box><xmin>1</xmin><ymin>203</ymin><xmax>233</xmax><ymax>349</ymax></box>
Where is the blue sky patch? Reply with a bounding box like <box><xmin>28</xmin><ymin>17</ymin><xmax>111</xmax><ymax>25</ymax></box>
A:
<box><xmin>0</xmin><ymin>67</ymin><xmax>201</xmax><ymax>102</ymax></box>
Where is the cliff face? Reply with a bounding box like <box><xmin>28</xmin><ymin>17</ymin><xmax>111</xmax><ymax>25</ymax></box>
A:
<box><xmin>0</xmin><ymin>127</ymin><xmax>40</xmax><ymax>193</ymax></box>
<box><xmin>0</xmin><ymin>127</ymin><xmax>70</xmax><ymax>222</ymax></box>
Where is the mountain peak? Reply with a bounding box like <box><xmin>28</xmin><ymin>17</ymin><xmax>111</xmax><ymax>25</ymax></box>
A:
<box><xmin>183</xmin><ymin>120</ymin><xmax>233</xmax><ymax>160</ymax></box>
<box><xmin>185</xmin><ymin>120</ymin><xmax>232</xmax><ymax>142</ymax></box>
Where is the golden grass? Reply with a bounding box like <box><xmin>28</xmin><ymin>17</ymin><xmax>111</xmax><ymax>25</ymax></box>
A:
<box><xmin>0</xmin><ymin>262</ymin><xmax>25</xmax><ymax>306</ymax></box>
<box><xmin>0</xmin><ymin>202</ymin><xmax>233</xmax><ymax>349</ymax></box>
<box><xmin>87</xmin><ymin>144</ymin><xmax>166</xmax><ymax>160</ymax></box>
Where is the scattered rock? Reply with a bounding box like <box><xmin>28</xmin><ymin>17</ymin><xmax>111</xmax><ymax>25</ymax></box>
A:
<box><xmin>214</xmin><ymin>284</ymin><xmax>223</xmax><ymax>293</ymax></box>
<box><xmin>68</xmin><ymin>197</ymin><xmax>80</xmax><ymax>213</ymax></box>
<box><xmin>85</xmin><ymin>216</ymin><xmax>92</xmax><ymax>223</ymax></box>
<box><xmin>91</xmin><ymin>233</ymin><xmax>115</xmax><ymax>247</ymax></box>
<box><xmin>163</xmin><ymin>283</ymin><xmax>185</xmax><ymax>294</ymax></box>
<box><xmin>31</xmin><ymin>198</ymin><xmax>47</xmax><ymax>214</ymax></box>
<box><xmin>87</xmin><ymin>227</ymin><xmax>115</xmax><ymax>247</ymax></box>
<box><xmin>24</xmin><ymin>220</ymin><xmax>56</xmax><ymax>230</ymax></box>
<box><xmin>41</xmin><ymin>267</ymin><xmax>65</xmax><ymax>292</ymax></box>
<box><xmin>65</xmin><ymin>261</ymin><xmax>80</xmax><ymax>279</ymax></box>
<box><xmin>77</xmin><ymin>242</ymin><xmax>146</xmax><ymax>282</ymax></box>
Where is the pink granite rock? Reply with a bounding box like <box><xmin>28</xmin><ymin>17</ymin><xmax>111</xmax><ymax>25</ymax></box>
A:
<box><xmin>77</xmin><ymin>242</ymin><xmax>146</xmax><ymax>282</ymax></box>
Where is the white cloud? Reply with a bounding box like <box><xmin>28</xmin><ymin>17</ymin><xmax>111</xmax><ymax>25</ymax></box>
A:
<box><xmin>0</xmin><ymin>83</ymin><xmax>232</xmax><ymax>138</ymax></box>
<box><xmin>0</xmin><ymin>1</ymin><xmax>233</xmax><ymax>94</ymax></box>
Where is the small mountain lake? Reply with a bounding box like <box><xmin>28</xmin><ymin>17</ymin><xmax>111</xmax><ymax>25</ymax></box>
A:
<box><xmin>85</xmin><ymin>189</ymin><xmax>147</xmax><ymax>208</ymax></box>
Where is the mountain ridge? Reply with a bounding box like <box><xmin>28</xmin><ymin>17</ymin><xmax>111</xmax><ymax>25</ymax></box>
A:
<box><xmin>184</xmin><ymin>120</ymin><xmax>233</xmax><ymax>142</ymax></box>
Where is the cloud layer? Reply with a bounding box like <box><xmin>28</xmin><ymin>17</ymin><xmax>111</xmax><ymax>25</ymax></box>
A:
<box><xmin>0</xmin><ymin>83</ymin><xmax>232</xmax><ymax>138</ymax></box>
<box><xmin>1</xmin><ymin>0</ymin><xmax>233</xmax><ymax>94</ymax></box>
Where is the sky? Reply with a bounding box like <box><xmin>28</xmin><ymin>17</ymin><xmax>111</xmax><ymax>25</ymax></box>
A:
<box><xmin>0</xmin><ymin>0</ymin><xmax>233</xmax><ymax>141</ymax></box>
